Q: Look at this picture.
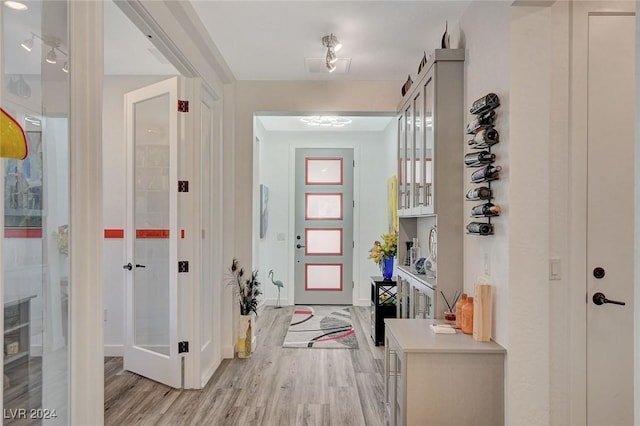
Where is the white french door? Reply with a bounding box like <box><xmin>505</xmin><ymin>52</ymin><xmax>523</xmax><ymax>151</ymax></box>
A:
<box><xmin>294</xmin><ymin>148</ymin><xmax>354</xmax><ymax>305</ymax></box>
<box><xmin>124</xmin><ymin>77</ymin><xmax>180</xmax><ymax>388</ymax></box>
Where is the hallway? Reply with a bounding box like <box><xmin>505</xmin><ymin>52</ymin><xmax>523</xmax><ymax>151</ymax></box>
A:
<box><xmin>104</xmin><ymin>306</ymin><xmax>385</xmax><ymax>425</ymax></box>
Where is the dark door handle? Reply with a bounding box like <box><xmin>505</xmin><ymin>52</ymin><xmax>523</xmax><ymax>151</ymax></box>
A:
<box><xmin>296</xmin><ymin>244</ymin><xmax>305</xmax><ymax>249</ymax></box>
<box><xmin>123</xmin><ymin>262</ymin><xmax>133</xmax><ymax>271</ymax></box>
<box><xmin>593</xmin><ymin>292</ymin><xmax>626</xmax><ymax>306</ymax></box>
<box><xmin>135</xmin><ymin>264</ymin><xmax>146</xmax><ymax>268</ymax></box>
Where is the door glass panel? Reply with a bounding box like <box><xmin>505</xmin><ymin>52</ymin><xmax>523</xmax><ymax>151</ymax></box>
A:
<box><xmin>305</xmin><ymin>264</ymin><xmax>343</xmax><ymax>290</ymax></box>
<box><xmin>305</xmin><ymin>193</ymin><xmax>342</xmax><ymax>220</ymax></box>
<box><xmin>305</xmin><ymin>158</ymin><xmax>343</xmax><ymax>185</ymax></box>
<box><xmin>3</xmin><ymin>0</ymin><xmax>70</xmax><ymax>421</ymax></box>
<box><xmin>305</xmin><ymin>228</ymin><xmax>342</xmax><ymax>255</ymax></box>
<box><xmin>134</xmin><ymin>94</ymin><xmax>170</xmax><ymax>356</ymax></box>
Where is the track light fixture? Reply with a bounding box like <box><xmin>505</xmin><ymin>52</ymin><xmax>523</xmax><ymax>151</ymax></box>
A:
<box><xmin>322</xmin><ymin>33</ymin><xmax>342</xmax><ymax>72</ymax></box>
<box><xmin>45</xmin><ymin>47</ymin><xmax>57</xmax><ymax>64</ymax></box>
<box><xmin>19</xmin><ymin>32</ymin><xmax>68</xmax><ymax>72</ymax></box>
<box><xmin>20</xmin><ymin>35</ymin><xmax>33</xmax><ymax>52</ymax></box>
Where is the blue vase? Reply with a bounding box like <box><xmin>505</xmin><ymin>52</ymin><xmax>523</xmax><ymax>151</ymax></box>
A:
<box><xmin>382</xmin><ymin>257</ymin><xmax>394</xmax><ymax>280</ymax></box>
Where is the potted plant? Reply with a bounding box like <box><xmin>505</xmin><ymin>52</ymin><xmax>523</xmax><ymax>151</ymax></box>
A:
<box><xmin>368</xmin><ymin>232</ymin><xmax>398</xmax><ymax>280</ymax></box>
<box><xmin>228</xmin><ymin>258</ymin><xmax>262</xmax><ymax>358</ymax></box>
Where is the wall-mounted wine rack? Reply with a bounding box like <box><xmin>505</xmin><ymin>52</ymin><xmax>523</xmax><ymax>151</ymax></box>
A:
<box><xmin>464</xmin><ymin>93</ymin><xmax>501</xmax><ymax>236</ymax></box>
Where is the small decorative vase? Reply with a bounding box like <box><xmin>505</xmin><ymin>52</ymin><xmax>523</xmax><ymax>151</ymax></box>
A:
<box><xmin>381</xmin><ymin>257</ymin><xmax>394</xmax><ymax>280</ymax></box>
<box><xmin>237</xmin><ymin>314</ymin><xmax>254</xmax><ymax>358</ymax></box>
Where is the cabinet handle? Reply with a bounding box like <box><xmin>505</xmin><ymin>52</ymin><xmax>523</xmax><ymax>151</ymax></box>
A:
<box><xmin>424</xmin><ymin>182</ymin><xmax>432</xmax><ymax>206</ymax></box>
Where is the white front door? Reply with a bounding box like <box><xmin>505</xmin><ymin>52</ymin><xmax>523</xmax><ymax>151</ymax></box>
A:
<box><xmin>584</xmin><ymin>10</ymin><xmax>635</xmax><ymax>425</ymax></box>
<box><xmin>294</xmin><ymin>148</ymin><xmax>354</xmax><ymax>305</ymax></box>
<box><xmin>123</xmin><ymin>77</ymin><xmax>181</xmax><ymax>388</ymax></box>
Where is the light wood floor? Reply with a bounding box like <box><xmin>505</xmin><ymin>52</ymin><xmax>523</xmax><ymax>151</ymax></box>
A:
<box><xmin>104</xmin><ymin>306</ymin><xmax>386</xmax><ymax>425</ymax></box>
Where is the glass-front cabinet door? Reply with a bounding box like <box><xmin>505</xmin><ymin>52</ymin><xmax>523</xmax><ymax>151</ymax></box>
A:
<box><xmin>404</xmin><ymin>105</ymin><xmax>413</xmax><ymax>214</ymax></box>
<box><xmin>422</xmin><ymin>71</ymin><xmax>435</xmax><ymax>215</ymax></box>
<box><xmin>412</xmin><ymin>90</ymin><xmax>423</xmax><ymax>216</ymax></box>
<box><xmin>397</xmin><ymin>114</ymin><xmax>406</xmax><ymax>215</ymax></box>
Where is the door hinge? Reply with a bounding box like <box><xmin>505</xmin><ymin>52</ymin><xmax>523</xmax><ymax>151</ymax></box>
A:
<box><xmin>178</xmin><ymin>261</ymin><xmax>189</xmax><ymax>273</ymax></box>
<box><xmin>178</xmin><ymin>341</ymin><xmax>189</xmax><ymax>353</ymax></box>
<box><xmin>177</xmin><ymin>100</ymin><xmax>189</xmax><ymax>112</ymax></box>
<box><xmin>353</xmin><ymin>200</ymin><xmax>355</xmax><ymax>208</ymax></box>
<box><xmin>352</xmin><ymin>281</ymin><xmax>354</xmax><ymax>288</ymax></box>
<box><xmin>353</xmin><ymin>160</ymin><xmax>355</xmax><ymax>167</ymax></box>
<box><xmin>178</xmin><ymin>180</ymin><xmax>189</xmax><ymax>192</ymax></box>
<box><xmin>352</xmin><ymin>241</ymin><xmax>355</xmax><ymax>248</ymax></box>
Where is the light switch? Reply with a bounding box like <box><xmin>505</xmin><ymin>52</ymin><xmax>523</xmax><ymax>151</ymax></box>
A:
<box><xmin>549</xmin><ymin>258</ymin><xmax>561</xmax><ymax>281</ymax></box>
<box><xmin>277</xmin><ymin>233</ymin><xmax>286</xmax><ymax>241</ymax></box>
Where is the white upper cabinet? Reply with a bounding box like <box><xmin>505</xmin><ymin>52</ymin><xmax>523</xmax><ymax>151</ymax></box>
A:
<box><xmin>397</xmin><ymin>49</ymin><xmax>464</xmax><ymax>218</ymax></box>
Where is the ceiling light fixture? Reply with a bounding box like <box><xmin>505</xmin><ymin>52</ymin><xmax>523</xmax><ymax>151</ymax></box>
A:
<box><xmin>322</xmin><ymin>33</ymin><xmax>342</xmax><ymax>72</ymax></box>
<box><xmin>4</xmin><ymin>1</ymin><xmax>28</xmax><ymax>11</ymax></box>
<box><xmin>300</xmin><ymin>116</ymin><xmax>353</xmax><ymax>128</ymax></box>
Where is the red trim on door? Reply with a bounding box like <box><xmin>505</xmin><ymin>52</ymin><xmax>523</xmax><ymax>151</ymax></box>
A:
<box><xmin>304</xmin><ymin>228</ymin><xmax>343</xmax><ymax>256</ymax></box>
<box><xmin>104</xmin><ymin>229</ymin><xmax>124</xmax><ymax>238</ymax></box>
<box><xmin>304</xmin><ymin>192</ymin><xmax>343</xmax><ymax>220</ymax></box>
<box><xmin>304</xmin><ymin>263</ymin><xmax>343</xmax><ymax>291</ymax></box>
<box><xmin>4</xmin><ymin>228</ymin><xmax>42</xmax><ymax>238</ymax></box>
<box><xmin>304</xmin><ymin>157</ymin><xmax>344</xmax><ymax>185</ymax></box>
<box><xmin>136</xmin><ymin>229</ymin><xmax>170</xmax><ymax>238</ymax></box>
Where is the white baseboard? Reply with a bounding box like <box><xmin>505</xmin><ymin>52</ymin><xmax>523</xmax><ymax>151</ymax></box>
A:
<box><xmin>356</xmin><ymin>299</ymin><xmax>370</xmax><ymax>307</ymax></box>
<box><xmin>104</xmin><ymin>345</ymin><xmax>124</xmax><ymax>357</ymax></box>
<box><xmin>222</xmin><ymin>344</ymin><xmax>234</xmax><ymax>359</ymax></box>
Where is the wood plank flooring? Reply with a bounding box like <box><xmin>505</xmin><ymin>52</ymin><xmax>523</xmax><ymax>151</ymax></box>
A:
<box><xmin>104</xmin><ymin>306</ymin><xmax>386</xmax><ymax>425</ymax></box>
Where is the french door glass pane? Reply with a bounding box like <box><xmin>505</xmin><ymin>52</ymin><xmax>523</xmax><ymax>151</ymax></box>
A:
<box><xmin>133</xmin><ymin>94</ymin><xmax>171</xmax><ymax>356</ymax></box>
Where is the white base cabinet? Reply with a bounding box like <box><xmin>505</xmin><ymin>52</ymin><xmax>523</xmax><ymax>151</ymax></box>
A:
<box><xmin>385</xmin><ymin>319</ymin><xmax>505</xmax><ymax>426</ymax></box>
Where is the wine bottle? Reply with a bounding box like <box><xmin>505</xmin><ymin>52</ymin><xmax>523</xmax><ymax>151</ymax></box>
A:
<box><xmin>466</xmin><ymin>110</ymin><xmax>496</xmax><ymax>134</ymax></box>
<box><xmin>465</xmin><ymin>186</ymin><xmax>492</xmax><ymax>201</ymax></box>
<box><xmin>467</xmin><ymin>222</ymin><xmax>494</xmax><ymax>235</ymax></box>
<box><xmin>468</xmin><ymin>128</ymin><xmax>499</xmax><ymax>149</ymax></box>
<box><xmin>464</xmin><ymin>151</ymin><xmax>495</xmax><ymax>167</ymax></box>
<box><xmin>471</xmin><ymin>165</ymin><xmax>502</xmax><ymax>183</ymax></box>
<box><xmin>471</xmin><ymin>203</ymin><xmax>501</xmax><ymax>217</ymax></box>
<box><xmin>470</xmin><ymin>93</ymin><xmax>500</xmax><ymax>115</ymax></box>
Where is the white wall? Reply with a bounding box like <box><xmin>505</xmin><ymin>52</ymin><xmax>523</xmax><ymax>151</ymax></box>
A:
<box><xmin>257</xmin><ymin>127</ymin><xmax>394</xmax><ymax>307</ymax></box>
<box><xmin>459</xmin><ymin>0</ymin><xmax>511</xmax><ymax>351</ymax></box>
<box><xmin>102</xmin><ymin>75</ymin><xmax>173</xmax><ymax>354</ymax></box>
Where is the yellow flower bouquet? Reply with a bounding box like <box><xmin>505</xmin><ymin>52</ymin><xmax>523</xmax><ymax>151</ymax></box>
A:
<box><xmin>368</xmin><ymin>232</ymin><xmax>398</xmax><ymax>265</ymax></box>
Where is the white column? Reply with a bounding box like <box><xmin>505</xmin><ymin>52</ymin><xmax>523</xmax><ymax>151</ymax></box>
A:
<box><xmin>69</xmin><ymin>1</ymin><xmax>104</xmax><ymax>424</ymax></box>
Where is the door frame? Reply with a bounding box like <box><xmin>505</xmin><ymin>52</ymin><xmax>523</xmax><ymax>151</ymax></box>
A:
<box><xmin>568</xmin><ymin>2</ymin><xmax>637</xmax><ymax>424</ymax></box>
<box><xmin>287</xmin><ymin>143</ymin><xmax>360</xmax><ymax>306</ymax></box>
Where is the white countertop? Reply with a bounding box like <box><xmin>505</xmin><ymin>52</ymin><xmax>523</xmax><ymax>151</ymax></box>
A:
<box><xmin>385</xmin><ymin>319</ymin><xmax>506</xmax><ymax>354</ymax></box>
<box><xmin>397</xmin><ymin>265</ymin><xmax>437</xmax><ymax>289</ymax></box>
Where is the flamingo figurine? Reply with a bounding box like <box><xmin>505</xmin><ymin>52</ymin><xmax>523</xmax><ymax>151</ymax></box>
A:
<box><xmin>268</xmin><ymin>269</ymin><xmax>284</xmax><ymax>308</ymax></box>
